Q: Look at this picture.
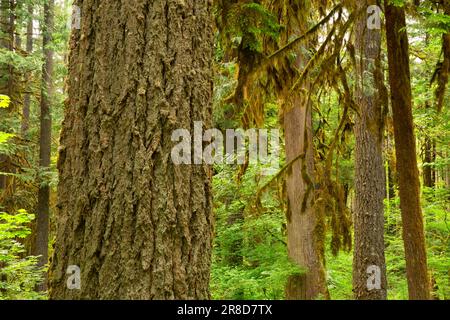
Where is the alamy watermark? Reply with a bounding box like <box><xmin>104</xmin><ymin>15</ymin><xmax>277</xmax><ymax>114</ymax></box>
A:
<box><xmin>69</xmin><ymin>5</ymin><xmax>81</xmax><ymax>30</ymax></box>
<box><xmin>171</xmin><ymin>122</ymin><xmax>280</xmax><ymax>176</ymax></box>
<box><xmin>367</xmin><ymin>5</ymin><xmax>382</xmax><ymax>30</ymax></box>
<box><xmin>66</xmin><ymin>265</ymin><xmax>81</xmax><ymax>290</ymax></box>
<box><xmin>367</xmin><ymin>265</ymin><xmax>382</xmax><ymax>291</ymax></box>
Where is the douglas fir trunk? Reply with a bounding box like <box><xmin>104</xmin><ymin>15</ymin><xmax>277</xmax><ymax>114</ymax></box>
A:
<box><xmin>352</xmin><ymin>1</ymin><xmax>387</xmax><ymax>300</ymax></box>
<box><xmin>284</xmin><ymin>2</ymin><xmax>328</xmax><ymax>299</ymax></box>
<box><xmin>284</xmin><ymin>95</ymin><xmax>328</xmax><ymax>300</ymax></box>
<box><xmin>49</xmin><ymin>0</ymin><xmax>214</xmax><ymax>299</ymax></box>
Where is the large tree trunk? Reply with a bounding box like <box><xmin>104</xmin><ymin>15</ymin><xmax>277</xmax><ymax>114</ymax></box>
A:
<box><xmin>385</xmin><ymin>1</ymin><xmax>430</xmax><ymax>300</ymax></box>
<box><xmin>284</xmin><ymin>97</ymin><xmax>328</xmax><ymax>300</ymax></box>
<box><xmin>35</xmin><ymin>0</ymin><xmax>54</xmax><ymax>291</ymax></box>
<box><xmin>283</xmin><ymin>2</ymin><xmax>328</xmax><ymax>301</ymax></box>
<box><xmin>49</xmin><ymin>0</ymin><xmax>214</xmax><ymax>299</ymax></box>
<box><xmin>352</xmin><ymin>0</ymin><xmax>387</xmax><ymax>300</ymax></box>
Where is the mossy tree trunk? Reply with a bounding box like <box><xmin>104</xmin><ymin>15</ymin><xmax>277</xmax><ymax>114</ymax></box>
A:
<box><xmin>49</xmin><ymin>0</ymin><xmax>214</xmax><ymax>300</ymax></box>
<box><xmin>352</xmin><ymin>0</ymin><xmax>387</xmax><ymax>300</ymax></box>
<box><xmin>284</xmin><ymin>1</ymin><xmax>328</xmax><ymax>300</ymax></box>
<box><xmin>385</xmin><ymin>1</ymin><xmax>430</xmax><ymax>300</ymax></box>
<box><xmin>284</xmin><ymin>93</ymin><xmax>328</xmax><ymax>300</ymax></box>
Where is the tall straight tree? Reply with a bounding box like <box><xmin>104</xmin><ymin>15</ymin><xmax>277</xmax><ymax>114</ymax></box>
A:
<box><xmin>426</xmin><ymin>0</ymin><xmax>450</xmax><ymax>189</ymax></box>
<box><xmin>49</xmin><ymin>0</ymin><xmax>214</xmax><ymax>299</ymax></box>
<box><xmin>13</xmin><ymin>0</ymin><xmax>21</xmax><ymax>50</ymax></box>
<box><xmin>0</xmin><ymin>0</ymin><xmax>17</xmax><ymax>196</ymax></box>
<box><xmin>0</xmin><ymin>0</ymin><xmax>13</xmax><ymax>96</ymax></box>
<box><xmin>35</xmin><ymin>0</ymin><xmax>54</xmax><ymax>291</ymax></box>
<box><xmin>282</xmin><ymin>1</ymin><xmax>328</xmax><ymax>300</ymax></box>
<box><xmin>385</xmin><ymin>1</ymin><xmax>430</xmax><ymax>300</ymax></box>
<box><xmin>352</xmin><ymin>1</ymin><xmax>387</xmax><ymax>299</ymax></box>
<box><xmin>435</xmin><ymin>0</ymin><xmax>450</xmax><ymax>114</ymax></box>
<box><xmin>21</xmin><ymin>2</ymin><xmax>33</xmax><ymax>134</ymax></box>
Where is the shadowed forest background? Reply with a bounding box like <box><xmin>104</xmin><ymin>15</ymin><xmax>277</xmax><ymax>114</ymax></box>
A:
<box><xmin>0</xmin><ymin>0</ymin><xmax>449</xmax><ymax>300</ymax></box>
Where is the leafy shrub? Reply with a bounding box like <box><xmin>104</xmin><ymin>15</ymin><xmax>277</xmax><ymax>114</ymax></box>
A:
<box><xmin>0</xmin><ymin>210</ymin><xmax>46</xmax><ymax>300</ymax></box>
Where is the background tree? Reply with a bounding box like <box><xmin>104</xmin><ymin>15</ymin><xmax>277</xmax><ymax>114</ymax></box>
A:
<box><xmin>352</xmin><ymin>0</ymin><xmax>388</xmax><ymax>300</ymax></box>
<box><xmin>280</xmin><ymin>0</ymin><xmax>329</xmax><ymax>300</ymax></box>
<box><xmin>385</xmin><ymin>0</ymin><xmax>430</xmax><ymax>300</ymax></box>
<box><xmin>21</xmin><ymin>2</ymin><xmax>33</xmax><ymax>134</ymax></box>
<box><xmin>35</xmin><ymin>0</ymin><xmax>53</xmax><ymax>291</ymax></box>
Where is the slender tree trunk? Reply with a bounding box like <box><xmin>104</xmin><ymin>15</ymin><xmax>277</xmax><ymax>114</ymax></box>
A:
<box><xmin>6</xmin><ymin>0</ymin><xmax>13</xmax><ymax>96</ymax></box>
<box><xmin>9</xmin><ymin>0</ymin><xmax>17</xmax><ymax>50</ymax></box>
<box><xmin>0</xmin><ymin>0</ymin><xmax>13</xmax><ymax>95</ymax></box>
<box><xmin>446</xmin><ymin>151</ymin><xmax>450</xmax><ymax>196</ymax></box>
<box><xmin>21</xmin><ymin>3</ymin><xmax>32</xmax><ymax>134</ymax></box>
<box><xmin>435</xmin><ymin>0</ymin><xmax>450</xmax><ymax>113</ymax></box>
<box><xmin>35</xmin><ymin>0</ymin><xmax>54</xmax><ymax>291</ymax></box>
<box><xmin>432</xmin><ymin>143</ymin><xmax>437</xmax><ymax>184</ymax></box>
<box><xmin>0</xmin><ymin>0</ymin><xmax>13</xmax><ymax>192</ymax></box>
<box><xmin>387</xmin><ymin>163</ymin><xmax>396</xmax><ymax>199</ymax></box>
<box><xmin>386</xmin><ymin>127</ymin><xmax>397</xmax><ymax>201</ymax></box>
<box><xmin>0</xmin><ymin>0</ymin><xmax>9</xmax><ymax>49</ymax></box>
<box><xmin>13</xmin><ymin>0</ymin><xmax>21</xmax><ymax>50</ymax></box>
<box><xmin>0</xmin><ymin>0</ymin><xmax>10</xmax><ymax>192</ymax></box>
<box><xmin>385</xmin><ymin>1</ymin><xmax>430</xmax><ymax>300</ymax></box>
<box><xmin>423</xmin><ymin>135</ymin><xmax>435</xmax><ymax>188</ymax></box>
<box><xmin>49</xmin><ymin>0</ymin><xmax>214</xmax><ymax>299</ymax></box>
<box><xmin>353</xmin><ymin>0</ymin><xmax>387</xmax><ymax>300</ymax></box>
<box><xmin>423</xmin><ymin>33</ymin><xmax>436</xmax><ymax>190</ymax></box>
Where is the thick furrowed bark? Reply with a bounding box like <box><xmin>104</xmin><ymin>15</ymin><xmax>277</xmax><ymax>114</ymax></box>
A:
<box><xmin>49</xmin><ymin>0</ymin><xmax>214</xmax><ymax>300</ymax></box>
<box><xmin>352</xmin><ymin>0</ymin><xmax>387</xmax><ymax>300</ymax></box>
